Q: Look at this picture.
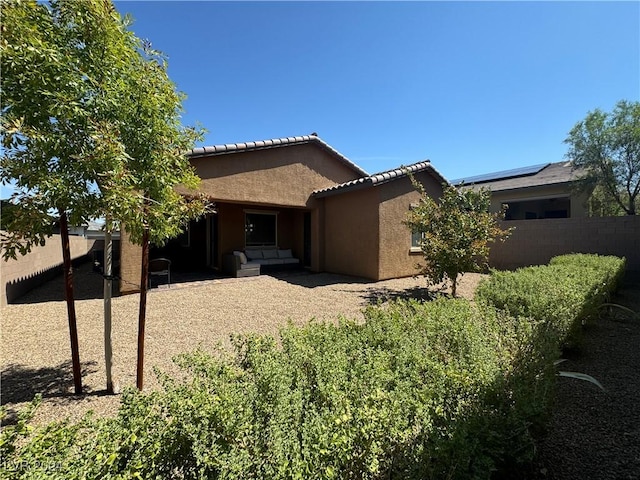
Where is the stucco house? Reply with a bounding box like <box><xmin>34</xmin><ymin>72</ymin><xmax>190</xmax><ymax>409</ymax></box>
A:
<box><xmin>452</xmin><ymin>161</ymin><xmax>588</xmax><ymax>220</ymax></box>
<box><xmin>119</xmin><ymin>134</ymin><xmax>447</xmax><ymax>293</ymax></box>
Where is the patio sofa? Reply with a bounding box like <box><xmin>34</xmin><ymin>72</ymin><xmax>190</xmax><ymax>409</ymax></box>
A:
<box><xmin>245</xmin><ymin>248</ymin><xmax>300</xmax><ymax>271</ymax></box>
<box><xmin>222</xmin><ymin>248</ymin><xmax>300</xmax><ymax>277</ymax></box>
<box><xmin>222</xmin><ymin>252</ymin><xmax>261</xmax><ymax>278</ymax></box>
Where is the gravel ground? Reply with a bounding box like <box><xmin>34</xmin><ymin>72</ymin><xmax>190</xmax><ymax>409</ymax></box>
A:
<box><xmin>3</xmin><ymin>265</ymin><xmax>638</xmax><ymax>480</ymax></box>
<box><xmin>1</xmin><ymin>262</ymin><xmax>482</xmax><ymax>426</ymax></box>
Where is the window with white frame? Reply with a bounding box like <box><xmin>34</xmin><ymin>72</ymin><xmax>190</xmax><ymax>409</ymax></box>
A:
<box><xmin>245</xmin><ymin>211</ymin><xmax>277</xmax><ymax>247</ymax></box>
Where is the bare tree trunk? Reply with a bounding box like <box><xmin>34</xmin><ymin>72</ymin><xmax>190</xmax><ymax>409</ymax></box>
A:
<box><xmin>59</xmin><ymin>210</ymin><xmax>82</xmax><ymax>394</ymax></box>
<box><xmin>104</xmin><ymin>229</ymin><xmax>114</xmax><ymax>394</ymax></box>
<box><xmin>136</xmin><ymin>227</ymin><xmax>150</xmax><ymax>390</ymax></box>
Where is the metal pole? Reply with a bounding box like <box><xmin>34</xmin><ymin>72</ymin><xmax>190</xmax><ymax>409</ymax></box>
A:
<box><xmin>104</xmin><ymin>229</ymin><xmax>114</xmax><ymax>393</ymax></box>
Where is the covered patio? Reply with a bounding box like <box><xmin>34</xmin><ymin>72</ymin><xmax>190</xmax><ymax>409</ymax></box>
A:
<box><xmin>150</xmin><ymin>201</ymin><xmax>314</xmax><ymax>276</ymax></box>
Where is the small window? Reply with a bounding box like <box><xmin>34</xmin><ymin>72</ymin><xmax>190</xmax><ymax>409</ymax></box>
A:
<box><xmin>245</xmin><ymin>212</ymin><xmax>277</xmax><ymax>247</ymax></box>
<box><xmin>409</xmin><ymin>204</ymin><xmax>423</xmax><ymax>252</ymax></box>
<box><xmin>411</xmin><ymin>231</ymin><xmax>422</xmax><ymax>248</ymax></box>
<box><xmin>411</xmin><ymin>231</ymin><xmax>424</xmax><ymax>253</ymax></box>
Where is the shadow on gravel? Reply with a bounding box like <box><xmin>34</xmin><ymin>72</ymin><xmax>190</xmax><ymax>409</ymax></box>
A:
<box><xmin>1</xmin><ymin>360</ymin><xmax>99</xmax><ymax>405</ymax></box>
<box><xmin>1</xmin><ymin>360</ymin><xmax>101</xmax><ymax>425</ymax></box>
<box><xmin>12</xmin><ymin>262</ymin><xmax>111</xmax><ymax>304</ymax></box>
<box><xmin>361</xmin><ymin>286</ymin><xmax>439</xmax><ymax>305</ymax></box>
<box><xmin>11</xmin><ymin>264</ymin><xmax>227</xmax><ymax>304</ymax></box>
<box><xmin>270</xmin><ymin>271</ymin><xmax>446</xmax><ymax>304</ymax></box>
<box><xmin>269</xmin><ymin>271</ymin><xmax>374</xmax><ymax>288</ymax></box>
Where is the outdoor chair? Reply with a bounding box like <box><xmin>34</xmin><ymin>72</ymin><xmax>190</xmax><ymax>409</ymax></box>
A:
<box><xmin>149</xmin><ymin>258</ymin><xmax>171</xmax><ymax>288</ymax></box>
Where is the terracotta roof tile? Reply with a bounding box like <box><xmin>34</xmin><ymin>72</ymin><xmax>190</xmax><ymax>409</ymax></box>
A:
<box><xmin>313</xmin><ymin>160</ymin><xmax>448</xmax><ymax>198</ymax></box>
<box><xmin>188</xmin><ymin>134</ymin><xmax>368</xmax><ymax>177</ymax></box>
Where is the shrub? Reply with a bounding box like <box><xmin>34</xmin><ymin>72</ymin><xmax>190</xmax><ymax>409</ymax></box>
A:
<box><xmin>475</xmin><ymin>254</ymin><xmax>626</xmax><ymax>348</ymax></box>
<box><xmin>1</xmin><ymin>299</ymin><xmax>557</xmax><ymax>480</ymax></box>
<box><xmin>1</xmin><ymin>254</ymin><xmax>623</xmax><ymax>479</ymax></box>
<box><xmin>404</xmin><ymin>182</ymin><xmax>512</xmax><ymax>297</ymax></box>
<box><xmin>549</xmin><ymin>253</ymin><xmax>626</xmax><ymax>296</ymax></box>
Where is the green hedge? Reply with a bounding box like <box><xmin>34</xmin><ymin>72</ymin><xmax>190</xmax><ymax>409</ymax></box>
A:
<box><xmin>549</xmin><ymin>253</ymin><xmax>626</xmax><ymax>296</ymax></box>
<box><xmin>0</xmin><ymin>254</ymin><xmax>624</xmax><ymax>480</ymax></box>
<box><xmin>0</xmin><ymin>300</ymin><xmax>555</xmax><ymax>480</ymax></box>
<box><xmin>475</xmin><ymin>254</ymin><xmax>626</xmax><ymax>348</ymax></box>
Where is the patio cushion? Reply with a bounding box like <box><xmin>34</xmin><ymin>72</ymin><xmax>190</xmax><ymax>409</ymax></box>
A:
<box><xmin>262</xmin><ymin>249</ymin><xmax>279</xmax><ymax>259</ymax></box>
<box><xmin>222</xmin><ymin>254</ymin><xmax>260</xmax><ymax>278</ymax></box>
<box><xmin>255</xmin><ymin>258</ymin><xmax>283</xmax><ymax>266</ymax></box>
<box><xmin>239</xmin><ymin>261</ymin><xmax>260</xmax><ymax>270</ymax></box>
<box><xmin>239</xmin><ymin>249</ymin><xmax>300</xmax><ymax>271</ymax></box>
<box><xmin>247</xmin><ymin>250</ymin><xmax>263</xmax><ymax>260</ymax></box>
<box><xmin>233</xmin><ymin>251</ymin><xmax>248</xmax><ymax>264</ymax></box>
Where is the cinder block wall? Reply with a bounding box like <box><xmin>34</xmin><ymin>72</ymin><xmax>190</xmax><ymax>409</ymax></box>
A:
<box><xmin>1</xmin><ymin>233</ymin><xmax>93</xmax><ymax>306</ymax></box>
<box><xmin>119</xmin><ymin>229</ymin><xmax>142</xmax><ymax>294</ymax></box>
<box><xmin>490</xmin><ymin>216</ymin><xmax>640</xmax><ymax>271</ymax></box>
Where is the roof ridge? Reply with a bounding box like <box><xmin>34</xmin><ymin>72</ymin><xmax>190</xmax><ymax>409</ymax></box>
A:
<box><xmin>187</xmin><ymin>133</ymin><xmax>368</xmax><ymax>177</ymax></box>
<box><xmin>370</xmin><ymin>161</ymin><xmax>433</xmax><ymax>185</ymax></box>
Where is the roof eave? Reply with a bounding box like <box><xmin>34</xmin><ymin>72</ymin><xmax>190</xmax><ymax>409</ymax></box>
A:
<box><xmin>464</xmin><ymin>179</ymin><xmax>575</xmax><ymax>193</ymax></box>
<box><xmin>313</xmin><ymin>179</ymin><xmax>374</xmax><ymax>198</ymax></box>
<box><xmin>313</xmin><ymin>160</ymin><xmax>447</xmax><ymax>198</ymax></box>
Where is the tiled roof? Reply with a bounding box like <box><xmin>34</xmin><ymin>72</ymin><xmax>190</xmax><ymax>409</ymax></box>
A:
<box><xmin>459</xmin><ymin>161</ymin><xmax>580</xmax><ymax>192</ymax></box>
<box><xmin>313</xmin><ymin>160</ymin><xmax>448</xmax><ymax>198</ymax></box>
<box><xmin>187</xmin><ymin>134</ymin><xmax>368</xmax><ymax>177</ymax></box>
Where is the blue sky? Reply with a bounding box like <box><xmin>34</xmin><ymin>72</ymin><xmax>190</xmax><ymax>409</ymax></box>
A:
<box><xmin>110</xmin><ymin>0</ymin><xmax>638</xmax><ymax>181</ymax></box>
<box><xmin>1</xmin><ymin>1</ymin><xmax>638</xmax><ymax>199</ymax></box>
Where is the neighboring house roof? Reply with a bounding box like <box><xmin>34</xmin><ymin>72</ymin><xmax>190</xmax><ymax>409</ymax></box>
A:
<box><xmin>454</xmin><ymin>161</ymin><xmax>581</xmax><ymax>192</ymax></box>
<box><xmin>187</xmin><ymin>133</ymin><xmax>369</xmax><ymax>177</ymax></box>
<box><xmin>85</xmin><ymin>220</ymin><xmax>105</xmax><ymax>232</ymax></box>
<box><xmin>313</xmin><ymin>160</ymin><xmax>448</xmax><ymax>198</ymax></box>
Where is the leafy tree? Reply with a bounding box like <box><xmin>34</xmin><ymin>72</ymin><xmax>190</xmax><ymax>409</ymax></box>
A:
<box><xmin>583</xmin><ymin>184</ymin><xmax>627</xmax><ymax>217</ymax></box>
<box><xmin>78</xmin><ymin>4</ymin><xmax>210</xmax><ymax>393</ymax></box>
<box><xmin>107</xmin><ymin>38</ymin><xmax>210</xmax><ymax>391</ymax></box>
<box><xmin>1</xmin><ymin>0</ymin><xmax>208</xmax><ymax>393</ymax></box>
<box><xmin>1</xmin><ymin>0</ymin><xmax>127</xmax><ymax>393</ymax></box>
<box><xmin>565</xmin><ymin>100</ymin><xmax>640</xmax><ymax>215</ymax></box>
<box><xmin>405</xmin><ymin>182</ymin><xmax>511</xmax><ymax>297</ymax></box>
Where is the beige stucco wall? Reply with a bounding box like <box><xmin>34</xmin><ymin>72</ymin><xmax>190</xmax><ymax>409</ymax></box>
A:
<box><xmin>377</xmin><ymin>172</ymin><xmax>444</xmax><ymax>280</ymax></box>
<box><xmin>177</xmin><ymin>142</ymin><xmax>363</xmax><ymax>275</ymax></box>
<box><xmin>118</xmin><ymin>142</ymin><xmax>447</xmax><ymax>285</ymax></box>
<box><xmin>320</xmin><ymin>170</ymin><xmax>444</xmax><ymax>281</ymax></box>
<box><xmin>323</xmin><ymin>188</ymin><xmax>380</xmax><ymax>279</ymax></box>
<box><xmin>1</xmin><ymin>233</ymin><xmax>94</xmax><ymax>305</ymax></box>
<box><xmin>188</xmin><ymin>144</ymin><xmax>361</xmax><ymax>208</ymax></box>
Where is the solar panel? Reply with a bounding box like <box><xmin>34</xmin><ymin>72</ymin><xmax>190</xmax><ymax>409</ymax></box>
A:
<box><xmin>451</xmin><ymin>163</ymin><xmax>550</xmax><ymax>186</ymax></box>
